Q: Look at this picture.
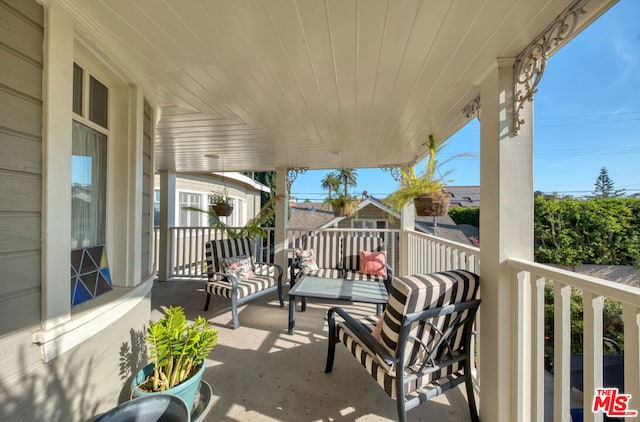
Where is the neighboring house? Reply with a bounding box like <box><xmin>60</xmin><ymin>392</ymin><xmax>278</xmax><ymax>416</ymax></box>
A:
<box><xmin>297</xmin><ymin>194</ymin><xmax>479</xmax><ymax>246</ymax></box>
<box><xmin>153</xmin><ymin>172</ymin><xmax>270</xmax><ymax>227</ymax></box>
<box><xmin>287</xmin><ymin>195</ymin><xmax>478</xmax><ymax>270</ymax></box>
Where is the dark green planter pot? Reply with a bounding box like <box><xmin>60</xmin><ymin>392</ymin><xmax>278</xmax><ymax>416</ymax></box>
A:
<box><xmin>131</xmin><ymin>361</ymin><xmax>206</xmax><ymax>412</ymax></box>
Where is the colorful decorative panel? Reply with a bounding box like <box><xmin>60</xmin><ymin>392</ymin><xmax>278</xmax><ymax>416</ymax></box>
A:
<box><xmin>71</xmin><ymin>245</ymin><xmax>112</xmax><ymax>307</ymax></box>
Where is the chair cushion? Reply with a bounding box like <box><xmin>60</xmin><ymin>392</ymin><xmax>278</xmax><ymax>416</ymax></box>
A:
<box><xmin>379</xmin><ymin>270</ymin><xmax>480</xmax><ymax>364</ymax></box>
<box><xmin>205</xmin><ymin>274</ymin><xmax>277</xmax><ymax>299</ymax></box>
<box><xmin>295</xmin><ymin>268</ymin><xmax>343</xmax><ymax>282</ymax></box>
<box><xmin>343</xmin><ymin>270</ymin><xmax>387</xmax><ymax>283</ymax></box>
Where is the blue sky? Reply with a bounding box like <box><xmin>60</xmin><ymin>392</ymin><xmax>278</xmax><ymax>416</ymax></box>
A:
<box><xmin>291</xmin><ymin>0</ymin><xmax>640</xmax><ymax>201</ymax></box>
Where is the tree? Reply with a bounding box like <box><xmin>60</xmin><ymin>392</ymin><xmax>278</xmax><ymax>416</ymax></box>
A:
<box><xmin>592</xmin><ymin>167</ymin><xmax>625</xmax><ymax>198</ymax></box>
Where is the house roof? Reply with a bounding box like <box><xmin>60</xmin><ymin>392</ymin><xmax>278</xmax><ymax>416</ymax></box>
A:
<box><xmin>288</xmin><ymin>201</ymin><xmax>335</xmax><ymax>229</ymax></box>
<box><xmin>444</xmin><ymin>186</ymin><xmax>480</xmax><ymax>208</ymax></box>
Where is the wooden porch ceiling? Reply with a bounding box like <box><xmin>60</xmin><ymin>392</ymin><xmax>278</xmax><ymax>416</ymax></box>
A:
<box><xmin>67</xmin><ymin>0</ymin><xmax>616</xmax><ymax>173</ymax></box>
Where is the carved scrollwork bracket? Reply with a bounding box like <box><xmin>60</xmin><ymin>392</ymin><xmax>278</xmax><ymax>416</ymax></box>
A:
<box><xmin>513</xmin><ymin>0</ymin><xmax>589</xmax><ymax>135</ymax></box>
<box><xmin>462</xmin><ymin>96</ymin><xmax>481</xmax><ymax>120</ymax></box>
<box><xmin>287</xmin><ymin>167</ymin><xmax>308</xmax><ymax>192</ymax></box>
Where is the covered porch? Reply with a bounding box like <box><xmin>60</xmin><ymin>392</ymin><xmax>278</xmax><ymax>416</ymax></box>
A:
<box><xmin>10</xmin><ymin>0</ymin><xmax>638</xmax><ymax>420</ymax></box>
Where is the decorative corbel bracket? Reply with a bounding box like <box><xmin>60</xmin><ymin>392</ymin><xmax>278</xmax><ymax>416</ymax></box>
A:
<box><xmin>462</xmin><ymin>96</ymin><xmax>481</xmax><ymax>120</ymax></box>
<box><xmin>513</xmin><ymin>0</ymin><xmax>589</xmax><ymax>135</ymax></box>
<box><xmin>287</xmin><ymin>167</ymin><xmax>308</xmax><ymax>192</ymax></box>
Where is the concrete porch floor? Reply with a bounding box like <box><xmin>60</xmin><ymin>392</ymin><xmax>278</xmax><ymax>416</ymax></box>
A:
<box><xmin>151</xmin><ymin>279</ymin><xmax>478</xmax><ymax>422</ymax></box>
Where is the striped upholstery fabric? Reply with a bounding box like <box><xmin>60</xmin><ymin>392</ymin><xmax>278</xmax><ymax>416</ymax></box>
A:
<box><xmin>205</xmin><ymin>274</ymin><xmax>277</xmax><ymax>299</ymax></box>
<box><xmin>206</xmin><ymin>238</ymin><xmax>254</xmax><ymax>281</ymax></box>
<box><xmin>380</xmin><ymin>270</ymin><xmax>480</xmax><ymax>364</ymax></box>
<box><xmin>305</xmin><ymin>235</ymin><xmax>341</xmax><ymax>270</ymax></box>
<box><xmin>343</xmin><ymin>271</ymin><xmax>387</xmax><ymax>283</ymax></box>
<box><xmin>298</xmin><ymin>268</ymin><xmax>343</xmax><ymax>280</ymax></box>
<box><xmin>335</xmin><ymin>270</ymin><xmax>480</xmax><ymax>399</ymax></box>
<box><xmin>342</xmin><ymin>236</ymin><xmax>383</xmax><ymax>271</ymax></box>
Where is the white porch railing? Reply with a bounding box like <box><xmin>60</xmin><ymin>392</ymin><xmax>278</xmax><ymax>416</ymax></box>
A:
<box><xmin>509</xmin><ymin>258</ymin><xmax>640</xmax><ymax>422</ymax></box>
<box><xmin>157</xmin><ymin>226</ymin><xmax>276</xmax><ymax>278</ymax></box>
<box><xmin>404</xmin><ymin>229</ymin><xmax>480</xmax><ymax>274</ymax></box>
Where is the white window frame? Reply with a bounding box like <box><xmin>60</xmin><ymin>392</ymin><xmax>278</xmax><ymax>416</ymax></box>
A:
<box><xmin>177</xmin><ymin>190</ymin><xmax>205</xmax><ymax>227</ymax></box>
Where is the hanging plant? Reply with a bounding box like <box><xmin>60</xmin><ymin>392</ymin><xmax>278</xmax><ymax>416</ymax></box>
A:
<box><xmin>209</xmin><ymin>191</ymin><xmax>233</xmax><ymax>217</ymax></box>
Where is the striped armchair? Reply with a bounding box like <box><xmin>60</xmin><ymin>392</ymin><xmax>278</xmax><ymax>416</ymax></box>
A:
<box><xmin>204</xmin><ymin>238</ymin><xmax>284</xmax><ymax>329</ymax></box>
<box><xmin>325</xmin><ymin>270</ymin><xmax>481</xmax><ymax>422</ymax></box>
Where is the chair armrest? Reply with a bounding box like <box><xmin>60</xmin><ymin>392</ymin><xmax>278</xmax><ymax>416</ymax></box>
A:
<box><xmin>210</xmin><ymin>271</ymin><xmax>239</xmax><ymax>289</ymax></box>
<box><xmin>327</xmin><ymin>306</ymin><xmax>396</xmax><ymax>367</ymax></box>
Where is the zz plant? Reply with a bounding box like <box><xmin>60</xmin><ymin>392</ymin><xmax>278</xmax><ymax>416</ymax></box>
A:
<box><xmin>142</xmin><ymin>306</ymin><xmax>218</xmax><ymax>392</ymax></box>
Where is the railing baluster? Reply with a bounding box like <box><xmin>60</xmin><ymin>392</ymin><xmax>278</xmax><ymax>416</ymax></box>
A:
<box><xmin>582</xmin><ymin>291</ymin><xmax>604</xmax><ymax>422</ymax></box>
<box><xmin>554</xmin><ymin>281</ymin><xmax>572</xmax><ymax>422</ymax></box>
<box><xmin>532</xmin><ymin>274</ymin><xmax>545</xmax><ymax>422</ymax></box>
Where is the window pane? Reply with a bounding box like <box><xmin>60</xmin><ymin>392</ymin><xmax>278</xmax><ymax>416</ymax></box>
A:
<box><xmin>71</xmin><ymin>121</ymin><xmax>107</xmax><ymax>248</ymax></box>
<box><xmin>73</xmin><ymin>63</ymin><xmax>83</xmax><ymax>115</ymax></box>
<box><xmin>89</xmin><ymin>76</ymin><xmax>108</xmax><ymax>128</ymax></box>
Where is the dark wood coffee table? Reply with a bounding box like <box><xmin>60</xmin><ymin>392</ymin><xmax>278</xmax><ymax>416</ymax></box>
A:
<box><xmin>288</xmin><ymin>275</ymin><xmax>388</xmax><ymax>335</ymax></box>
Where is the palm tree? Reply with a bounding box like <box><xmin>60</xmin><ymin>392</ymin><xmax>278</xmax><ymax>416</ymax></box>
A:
<box><xmin>336</xmin><ymin>168</ymin><xmax>357</xmax><ymax>197</ymax></box>
<box><xmin>321</xmin><ymin>172</ymin><xmax>341</xmax><ymax>198</ymax></box>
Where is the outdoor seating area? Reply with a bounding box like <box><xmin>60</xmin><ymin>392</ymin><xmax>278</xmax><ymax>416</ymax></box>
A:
<box><xmin>290</xmin><ymin>234</ymin><xmax>393</xmax><ymax>290</ymax></box>
<box><xmin>152</xmin><ymin>278</ymin><xmax>479</xmax><ymax>421</ymax></box>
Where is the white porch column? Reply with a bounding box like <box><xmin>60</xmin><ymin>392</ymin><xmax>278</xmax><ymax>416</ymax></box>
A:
<box><xmin>274</xmin><ymin>168</ymin><xmax>289</xmax><ymax>281</ymax></box>
<box><xmin>399</xmin><ymin>202</ymin><xmax>415</xmax><ymax>276</ymax></box>
<box><xmin>41</xmin><ymin>2</ymin><xmax>74</xmax><ymax>329</ymax></box>
<box><xmin>478</xmin><ymin>59</ymin><xmax>534</xmax><ymax>421</ymax></box>
<box><xmin>158</xmin><ymin>171</ymin><xmax>176</xmax><ymax>281</ymax></box>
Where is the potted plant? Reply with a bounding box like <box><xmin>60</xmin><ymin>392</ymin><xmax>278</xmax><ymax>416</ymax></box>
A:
<box><xmin>185</xmin><ymin>194</ymin><xmax>284</xmax><ymax>239</ymax></box>
<box><xmin>321</xmin><ymin>169</ymin><xmax>360</xmax><ymax>217</ymax></box>
<box><xmin>209</xmin><ymin>190</ymin><xmax>233</xmax><ymax>217</ymax></box>
<box><xmin>131</xmin><ymin>306</ymin><xmax>218</xmax><ymax>411</ymax></box>
<box><xmin>384</xmin><ymin>135</ymin><xmax>471</xmax><ymax>216</ymax></box>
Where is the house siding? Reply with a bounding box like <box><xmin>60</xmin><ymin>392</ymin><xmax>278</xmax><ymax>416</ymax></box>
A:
<box><xmin>0</xmin><ymin>0</ymin><xmax>47</xmax><ymax>416</ymax></box>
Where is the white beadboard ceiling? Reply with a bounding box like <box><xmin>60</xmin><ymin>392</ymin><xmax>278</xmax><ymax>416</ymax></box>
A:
<box><xmin>67</xmin><ymin>0</ymin><xmax>614</xmax><ymax>174</ymax></box>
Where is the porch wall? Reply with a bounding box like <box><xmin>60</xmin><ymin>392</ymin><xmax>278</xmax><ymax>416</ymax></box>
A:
<box><xmin>0</xmin><ymin>2</ymin><xmax>153</xmax><ymax>420</ymax></box>
<box><xmin>0</xmin><ymin>0</ymin><xmax>46</xmax><ymax>415</ymax></box>
<box><xmin>3</xmin><ymin>296</ymin><xmax>150</xmax><ymax>421</ymax></box>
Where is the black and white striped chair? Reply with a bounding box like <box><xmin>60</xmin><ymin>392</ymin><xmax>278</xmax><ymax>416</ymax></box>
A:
<box><xmin>325</xmin><ymin>270</ymin><xmax>481</xmax><ymax>422</ymax></box>
<box><xmin>204</xmin><ymin>238</ymin><xmax>284</xmax><ymax>329</ymax></box>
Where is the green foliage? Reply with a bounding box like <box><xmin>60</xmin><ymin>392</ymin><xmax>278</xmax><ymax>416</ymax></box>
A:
<box><xmin>143</xmin><ymin>306</ymin><xmax>218</xmax><ymax>392</ymax></box>
<box><xmin>448</xmin><ymin>207</ymin><xmax>479</xmax><ymax>227</ymax></box>
<box><xmin>534</xmin><ymin>196</ymin><xmax>640</xmax><ymax>267</ymax></box>
<box><xmin>184</xmin><ymin>195</ymin><xmax>284</xmax><ymax>239</ymax></box>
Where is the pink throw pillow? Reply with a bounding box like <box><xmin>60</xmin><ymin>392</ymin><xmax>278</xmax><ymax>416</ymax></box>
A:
<box><xmin>359</xmin><ymin>250</ymin><xmax>387</xmax><ymax>277</ymax></box>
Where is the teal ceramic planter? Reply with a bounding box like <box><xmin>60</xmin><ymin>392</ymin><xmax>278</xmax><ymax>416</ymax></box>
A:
<box><xmin>131</xmin><ymin>361</ymin><xmax>206</xmax><ymax>411</ymax></box>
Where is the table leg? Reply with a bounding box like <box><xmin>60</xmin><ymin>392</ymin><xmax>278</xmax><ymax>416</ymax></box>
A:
<box><xmin>288</xmin><ymin>295</ymin><xmax>296</xmax><ymax>335</ymax></box>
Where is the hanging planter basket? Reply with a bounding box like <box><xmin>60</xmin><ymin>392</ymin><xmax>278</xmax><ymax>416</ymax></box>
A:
<box><xmin>413</xmin><ymin>192</ymin><xmax>451</xmax><ymax>217</ymax></box>
<box><xmin>332</xmin><ymin>203</ymin><xmax>356</xmax><ymax>217</ymax></box>
<box><xmin>210</xmin><ymin>203</ymin><xmax>233</xmax><ymax>217</ymax></box>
